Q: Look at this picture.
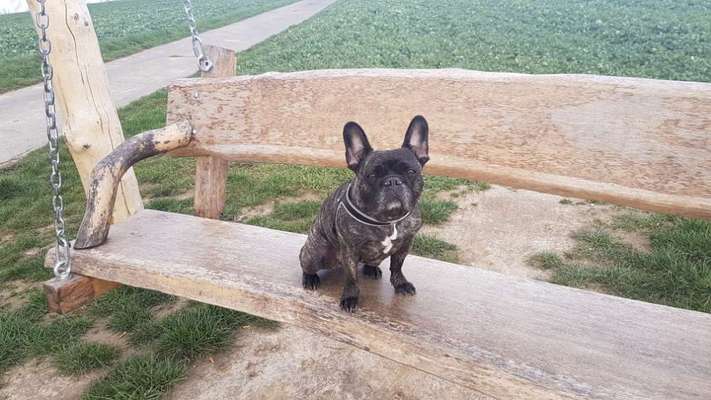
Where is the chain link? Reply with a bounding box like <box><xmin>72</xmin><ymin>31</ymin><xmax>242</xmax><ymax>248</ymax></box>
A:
<box><xmin>35</xmin><ymin>0</ymin><xmax>71</xmax><ymax>280</ymax></box>
<box><xmin>183</xmin><ymin>0</ymin><xmax>213</xmax><ymax>72</ymax></box>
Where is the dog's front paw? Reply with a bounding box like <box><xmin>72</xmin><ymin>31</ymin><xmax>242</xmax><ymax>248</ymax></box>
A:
<box><xmin>302</xmin><ymin>273</ymin><xmax>320</xmax><ymax>290</ymax></box>
<box><xmin>340</xmin><ymin>284</ymin><xmax>360</xmax><ymax>312</ymax></box>
<box><xmin>395</xmin><ymin>282</ymin><xmax>416</xmax><ymax>295</ymax></box>
<box><xmin>363</xmin><ymin>265</ymin><xmax>382</xmax><ymax>280</ymax></box>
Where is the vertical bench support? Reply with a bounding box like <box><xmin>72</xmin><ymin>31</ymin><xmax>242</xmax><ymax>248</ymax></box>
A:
<box><xmin>26</xmin><ymin>0</ymin><xmax>141</xmax><ymax>312</ymax></box>
<box><xmin>193</xmin><ymin>46</ymin><xmax>235</xmax><ymax>219</ymax></box>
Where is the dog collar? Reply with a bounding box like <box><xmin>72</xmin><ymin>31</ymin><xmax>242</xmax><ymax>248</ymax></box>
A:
<box><xmin>339</xmin><ymin>183</ymin><xmax>412</xmax><ymax>227</ymax></box>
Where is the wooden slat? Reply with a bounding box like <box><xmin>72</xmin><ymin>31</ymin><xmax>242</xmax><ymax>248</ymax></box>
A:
<box><xmin>166</xmin><ymin>69</ymin><xmax>711</xmax><ymax>219</ymax></box>
<box><xmin>50</xmin><ymin>210</ymin><xmax>711</xmax><ymax>400</ymax></box>
<box><xmin>193</xmin><ymin>45</ymin><xmax>234</xmax><ymax>219</ymax></box>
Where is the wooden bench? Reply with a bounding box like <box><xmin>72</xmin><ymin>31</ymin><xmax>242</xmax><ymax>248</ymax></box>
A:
<box><xmin>45</xmin><ymin>68</ymin><xmax>711</xmax><ymax>399</ymax></box>
<box><xmin>59</xmin><ymin>209</ymin><xmax>711</xmax><ymax>400</ymax></box>
<box><xmin>34</xmin><ymin>2</ymin><xmax>710</xmax><ymax>398</ymax></box>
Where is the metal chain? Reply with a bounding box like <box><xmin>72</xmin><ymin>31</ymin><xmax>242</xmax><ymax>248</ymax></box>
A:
<box><xmin>36</xmin><ymin>0</ymin><xmax>71</xmax><ymax>280</ymax></box>
<box><xmin>183</xmin><ymin>0</ymin><xmax>213</xmax><ymax>72</ymax></box>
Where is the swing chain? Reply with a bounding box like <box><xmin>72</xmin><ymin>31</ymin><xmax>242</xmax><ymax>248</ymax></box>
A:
<box><xmin>183</xmin><ymin>0</ymin><xmax>213</xmax><ymax>72</ymax></box>
<box><xmin>36</xmin><ymin>0</ymin><xmax>71</xmax><ymax>280</ymax></box>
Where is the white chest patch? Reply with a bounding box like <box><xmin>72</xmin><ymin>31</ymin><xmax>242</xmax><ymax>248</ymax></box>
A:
<box><xmin>381</xmin><ymin>224</ymin><xmax>398</xmax><ymax>254</ymax></box>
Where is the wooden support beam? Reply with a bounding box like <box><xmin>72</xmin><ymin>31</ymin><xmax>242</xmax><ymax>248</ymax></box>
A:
<box><xmin>26</xmin><ymin>0</ymin><xmax>143</xmax><ymax>220</ymax></box>
<box><xmin>44</xmin><ymin>274</ymin><xmax>120</xmax><ymax>314</ymax></box>
<box><xmin>75</xmin><ymin>122</ymin><xmax>193</xmax><ymax>249</ymax></box>
<box><xmin>193</xmin><ymin>45</ymin><xmax>235</xmax><ymax>219</ymax></box>
<box><xmin>167</xmin><ymin>69</ymin><xmax>711</xmax><ymax>219</ymax></box>
<box><xmin>26</xmin><ymin>0</ymin><xmax>143</xmax><ymax>312</ymax></box>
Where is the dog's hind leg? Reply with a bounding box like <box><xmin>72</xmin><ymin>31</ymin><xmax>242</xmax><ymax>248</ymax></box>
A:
<box><xmin>299</xmin><ymin>234</ymin><xmax>331</xmax><ymax>290</ymax></box>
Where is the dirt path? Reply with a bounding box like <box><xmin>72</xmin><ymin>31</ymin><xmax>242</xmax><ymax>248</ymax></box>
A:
<box><xmin>423</xmin><ymin>185</ymin><xmax>620</xmax><ymax>279</ymax></box>
<box><xmin>0</xmin><ymin>360</ymin><xmax>99</xmax><ymax>400</ymax></box>
<box><xmin>167</xmin><ymin>325</ymin><xmax>477</xmax><ymax>400</ymax></box>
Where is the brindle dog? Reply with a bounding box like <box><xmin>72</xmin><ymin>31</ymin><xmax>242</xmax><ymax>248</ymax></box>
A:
<box><xmin>299</xmin><ymin>116</ymin><xmax>430</xmax><ymax>312</ymax></box>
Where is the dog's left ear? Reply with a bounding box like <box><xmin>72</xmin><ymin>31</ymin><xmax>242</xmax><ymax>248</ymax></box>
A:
<box><xmin>402</xmin><ymin>115</ymin><xmax>429</xmax><ymax>166</ymax></box>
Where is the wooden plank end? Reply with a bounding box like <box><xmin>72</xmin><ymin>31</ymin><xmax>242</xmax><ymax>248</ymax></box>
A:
<box><xmin>43</xmin><ymin>274</ymin><xmax>120</xmax><ymax>314</ymax></box>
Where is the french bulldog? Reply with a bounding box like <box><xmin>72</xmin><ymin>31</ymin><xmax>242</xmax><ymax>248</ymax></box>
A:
<box><xmin>299</xmin><ymin>116</ymin><xmax>429</xmax><ymax>312</ymax></box>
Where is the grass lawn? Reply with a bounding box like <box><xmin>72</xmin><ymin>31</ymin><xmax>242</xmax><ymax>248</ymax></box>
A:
<box><xmin>2</xmin><ymin>0</ymin><xmax>711</xmax><ymax>397</ymax></box>
<box><xmin>529</xmin><ymin>213</ymin><xmax>711</xmax><ymax>313</ymax></box>
<box><xmin>0</xmin><ymin>0</ymin><xmax>298</xmax><ymax>93</ymax></box>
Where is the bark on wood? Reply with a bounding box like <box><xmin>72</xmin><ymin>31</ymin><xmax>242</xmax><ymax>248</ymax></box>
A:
<box><xmin>26</xmin><ymin>0</ymin><xmax>142</xmax><ymax>222</ymax></box>
<box><xmin>74</xmin><ymin>122</ymin><xmax>193</xmax><ymax>249</ymax></box>
<box><xmin>166</xmin><ymin>69</ymin><xmax>711</xmax><ymax>219</ymax></box>
<box><xmin>43</xmin><ymin>274</ymin><xmax>119</xmax><ymax>314</ymax></box>
<box><xmin>54</xmin><ymin>209</ymin><xmax>711</xmax><ymax>400</ymax></box>
<box><xmin>193</xmin><ymin>45</ymin><xmax>234</xmax><ymax>219</ymax></box>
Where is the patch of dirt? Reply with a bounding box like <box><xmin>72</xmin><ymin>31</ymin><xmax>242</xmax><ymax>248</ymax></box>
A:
<box><xmin>167</xmin><ymin>325</ymin><xmax>478</xmax><ymax>400</ymax></box>
<box><xmin>151</xmin><ymin>298</ymin><xmax>189</xmax><ymax>319</ymax></box>
<box><xmin>81</xmin><ymin>324</ymin><xmax>136</xmax><ymax>358</ymax></box>
<box><xmin>234</xmin><ymin>192</ymin><xmax>322</xmax><ymax>222</ymax></box>
<box><xmin>0</xmin><ymin>280</ymin><xmax>38</xmax><ymax>312</ymax></box>
<box><xmin>22</xmin><ymin>248</ymin><xmax>42</xmax><ymax>257</ymax></box>
<box><xmin>0</xmin><ymin>359</ymin><xmax>100</xmax><ymax>400</ymax></box>
<box><xmin>422</xmin><ymin>185</ymin><xmax>625</xmax><ymax>279</ymax></box>
<box><xmin>614</xmin><ymin>230</ymin><xmax>651</xmax><ymax>253</ymax></box>
<box><xmin>145</xmin><ymin>191</ymin><xmax>194</xmax><ymax>203</ymax></box>
<box><xmin>0</xmin><ymin>232</ymin><xmax>14</xmax><ymax>244</ymax></box>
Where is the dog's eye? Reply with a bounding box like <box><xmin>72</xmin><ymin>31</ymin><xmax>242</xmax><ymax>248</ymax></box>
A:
<box><xmin>407</xmin><ymin>169</ymin><xmax>416</xmax><ymax>175</ymax></box>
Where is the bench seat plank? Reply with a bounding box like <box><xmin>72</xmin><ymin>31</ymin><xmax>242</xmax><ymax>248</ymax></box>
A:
<box><xmin>167</xmin><ymin>69</ymin><xmax>711</xmax><ymax>219</ymax></box>
<box><xmin>54</xmin><ymin>210</ymin><xmax>711</xmax><ymax>399</ymax></box>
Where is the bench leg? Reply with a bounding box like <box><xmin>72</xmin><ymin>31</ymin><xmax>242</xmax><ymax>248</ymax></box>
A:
<box><xmin>194</xmin><ymin>156</ymin><xmax>229</xmax><ymax>219</ymax></box>
<box><xmin>43</xmin><ymin>275</ymin><xmax>120</xmax><ymax>314</ymax></box>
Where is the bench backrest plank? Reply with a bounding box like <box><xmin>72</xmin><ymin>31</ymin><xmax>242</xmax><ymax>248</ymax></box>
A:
<box><xmin>167</xmin><ymin>69</ymin><xmax>711</xmax><ymax>218</ymax></box>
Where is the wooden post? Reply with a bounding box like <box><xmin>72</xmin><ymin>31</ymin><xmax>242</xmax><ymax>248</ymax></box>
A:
<box><xmin>26</xmin><ymin>0</ymin><xmax>141</xmax><ymax>312</ymax></box>
<box><xmin>26</xmin><ymin>0</ymin><xmax>143</xmax><ymax>219</ymax></box>
<box><xmin>193</xmin><ymin>45</ymin><xmax>235</xmax><ymax>219</ymax></box>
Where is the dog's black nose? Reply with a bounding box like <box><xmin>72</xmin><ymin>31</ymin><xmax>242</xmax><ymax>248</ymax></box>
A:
<box><xmin>383</xmin><ymin>176</ymin><xmax>403</xmax><ymax>187</ymax></box>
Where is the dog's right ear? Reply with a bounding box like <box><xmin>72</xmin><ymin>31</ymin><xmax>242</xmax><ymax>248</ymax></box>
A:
<box><xmin>343</xmin><ymin>122</ymin><xmax>372</xmax><ymax>172</ymax></box>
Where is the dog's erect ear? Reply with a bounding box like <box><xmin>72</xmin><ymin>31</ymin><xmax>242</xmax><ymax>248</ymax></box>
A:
<box><xmin>343</xmin><ymin>122</ymin><xmax>373</xmax><ymax>172</ymax></box>
<box><xmin>402</xmin><ymin>115</ymin><xmax>429</xmax><ymax>166</ymax></box>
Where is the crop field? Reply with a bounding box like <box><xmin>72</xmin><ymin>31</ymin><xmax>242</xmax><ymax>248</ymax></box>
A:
<box><xmin>240</xmin><ymin>0</ymin><xmax>711</xmax><ymax>82</ymax></box>
<box><xmin>0</xmin><ymin>0</ymin><xmax>297</xmax><ymax>93</ymax></box>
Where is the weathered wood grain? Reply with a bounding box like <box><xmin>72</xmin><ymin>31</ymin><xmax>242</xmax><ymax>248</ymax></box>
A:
<box><xmin>167</xmin><ymin>69</ymin><xmax>711</xmax><ymax>218</ymax></box>
<box><xmin>43</xmin><ymin>274</ymin><xmax>119</xmax><ymax>314</ymax></box>
<box><xmin>200</xmin><ymin>45</ymin><xmax>237</xmax><ymax>79</ymax></box>
<box><xmin>49</xmin><ymin>210</ymin><xmax>711</xmax><ymax>400</ymax></box>
<box><xmin>26</xmin><ymin>0</ymin><xmax>143</xmax><ymax>221</ymax></box>
<box><xmin>193</xmin><ymin>45</ymin><xmax>234</xmax><ymax>219</ymax></box>
<box><xmin>74</xmin><ymin>121</ymin><xmax>192</xmax><ymax>249</ymax></box>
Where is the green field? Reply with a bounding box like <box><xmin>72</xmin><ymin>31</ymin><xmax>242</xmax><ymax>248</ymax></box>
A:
<box><xmin>0</xmin><ymin>0</ymin><xmax>297</xmax><ymax>93</ymax></box>
<box><xmin>1</xmin><ymin>0</ymin><xmax>710</xmax><ymax>397</ymax></box>
<box><xmin>240</xmin><ymin>0</ymin><xmax>711</xmax><ymax>81</ymax></box>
